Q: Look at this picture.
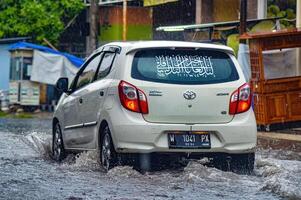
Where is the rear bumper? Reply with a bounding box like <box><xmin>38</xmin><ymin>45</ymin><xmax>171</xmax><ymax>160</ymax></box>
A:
<box><xmin>108</xmin><ymin>108</ymin><xmax>257</xmax><ymax>154</ymax></box>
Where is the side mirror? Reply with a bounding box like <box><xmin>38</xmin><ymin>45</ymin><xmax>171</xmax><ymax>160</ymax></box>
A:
<box><xmin>56</xmin><ymin>77</ymin><xmax>69</xmax><ymax>93</ymax></box>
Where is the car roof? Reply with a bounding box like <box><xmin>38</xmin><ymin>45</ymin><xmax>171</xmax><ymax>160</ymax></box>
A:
<box><xmin>96</xmin><ymin>41</ymin><xmax>234</xmax><ymax>55</ymax></box>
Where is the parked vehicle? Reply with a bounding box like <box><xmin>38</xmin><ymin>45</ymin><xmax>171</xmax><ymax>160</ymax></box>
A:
<box><xmin>52</xmin><ymin>41</ymin><xmax>257</xmax><ymax>173</ymax></box>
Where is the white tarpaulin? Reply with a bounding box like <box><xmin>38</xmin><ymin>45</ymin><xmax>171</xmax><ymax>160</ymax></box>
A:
<box><xmin>237</xmin><ymin>44</ymin><xmax>251</xmax><ymax>82</ymax></box>
<box><xmin>30</xmin><ymin>50</ymin><xmax>79</xmax><ymax>85</ymax></box>
<box><xmin>237</xmin><ymin>44</ymin><xmax>298</xmax><ymax>81</ymax></box>
<box><xmin>263</xmin><ymin>48</ymin><xmax>297</xmax><ymax>79</ymax></box>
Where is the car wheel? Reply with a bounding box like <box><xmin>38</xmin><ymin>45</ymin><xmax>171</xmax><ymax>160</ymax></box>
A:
<box><xmin>100</xmin><ymin>126</ymin><xmax>117</xmax><ymax>172</ymax></box>
<box><xmin>52</xmin><ymin>123</ymin><xmax>66</xmax><ymax>162</ymax></box>
<box><xmin>230</xmin><ymin>153</ymin><xmax>255</xmax><ymax>175</ymax></box>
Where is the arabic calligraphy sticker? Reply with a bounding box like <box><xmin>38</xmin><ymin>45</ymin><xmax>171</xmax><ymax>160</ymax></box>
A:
<box><xmin>155</xmin><ymin>55</ymin><xmax>215</xmax><ymax>78</ymax></box>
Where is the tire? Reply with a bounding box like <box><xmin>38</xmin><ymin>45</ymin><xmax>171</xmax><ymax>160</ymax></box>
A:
<box><xmin>52</xmin><ymin>123</ymin><xmax>66</xmax><ymax>162</ymax></box>
<box><xmin>230</xmin><ymin>153</ymin><xmax>255</xmax><ymax>175</ymax></box>
<box><xmin>100</xmin><ymin>126</ymin><xmax>118</xmax><ymax>172</ymax></box>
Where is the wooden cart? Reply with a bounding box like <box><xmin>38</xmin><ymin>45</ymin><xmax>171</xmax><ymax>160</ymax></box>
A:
<box><xmin>241</xmin><ymin>29</ymin><xmax>301</xmax><ymax>130</ymax></box>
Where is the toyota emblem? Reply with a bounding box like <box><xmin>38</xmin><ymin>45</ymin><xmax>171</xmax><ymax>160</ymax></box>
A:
<box><xmin>183</xmin><ymin>91</ymin><xmax>196</xmax><ymax>100</ymax></box>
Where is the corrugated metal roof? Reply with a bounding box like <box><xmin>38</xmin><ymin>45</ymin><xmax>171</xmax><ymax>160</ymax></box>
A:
<box><xmin>156</xmin><ymin>17</ymin><xmax>286</xmax><ymax>32</ymax></box>
<box><xmin>0</xmin><ymin>37</ymin><xmax>30</xmax><ymax>44</ymax></box>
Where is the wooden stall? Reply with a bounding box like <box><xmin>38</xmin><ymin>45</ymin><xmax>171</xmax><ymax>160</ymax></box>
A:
<box><xmin>241</xmin><ymin>29</ymin><xmax>301</xmax><ymax>130</ymax></box>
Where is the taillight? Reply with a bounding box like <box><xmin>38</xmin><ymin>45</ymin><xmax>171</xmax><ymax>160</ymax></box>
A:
<box><xmin>229</xmin><ymin>83</ymin><xmax>252</xmax><ymax>115</ymax></box>
<box><xmin>118</xmin><ymin>81</ymin><xmax>149</xmax><ymax>114</ymax></box>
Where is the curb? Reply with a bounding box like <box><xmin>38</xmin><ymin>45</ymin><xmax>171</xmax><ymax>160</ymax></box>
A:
<box><xmin>257</xmin><ymin>132</ymin><xmax>301</xmax><ymax>152</ymax></box>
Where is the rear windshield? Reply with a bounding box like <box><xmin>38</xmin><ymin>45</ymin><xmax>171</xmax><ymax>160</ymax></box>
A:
<box><xmin>131</xmin><ymin>49</ymin><xmax>239</xmax><ymax>84</ymax></box>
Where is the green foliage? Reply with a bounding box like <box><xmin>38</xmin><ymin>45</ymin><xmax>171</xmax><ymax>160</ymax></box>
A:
<box><xmin>276</xmin><ymin>11</ymin><xmax>286</xmax><ymax>18</ymax></box>
<box><xmin>0</xmin><ymin>111</ymin><xmax>8</xmax><ymax>117</ymax></box>
<box><xmin>267</xmin><ymin>5</ymin><xmax>280</xmax><ymax>15</ymax></box>
<box><xmin>266</xmin><ymin>0</ymin><xmax>296</xmax><ymax>28</ymax></box>
<box><xmin>14</xmin><ymin>112</ymin><xmax>34</xmax><ymax>119</ymax></box>
<box><xmin>266</xmin><ymin>2</ymin><xmax>296</xmax><ymax>29</ymax></box>
<box><xmin>226</xmin><ymin>34</ymin><xmax>239</xmax><ymax>56</ymax></box>
<box><xmin>0</xmin><ymin>111</ymin><xmax>34</xmax><ymax>118</ymax></box>
<box><xmin>250</xmin><ymin>20</ymin><xmax>275</xmax><ymax>33</ymax></box>
<box><xmin>0</xmin><ymin>0</ymin><xmax>84</xmax><ymax>44</ymax></box>
<box><xmin>286</xmin><ymin>8</ymin><xmax>296</xmax><ymax>19</ymax></box>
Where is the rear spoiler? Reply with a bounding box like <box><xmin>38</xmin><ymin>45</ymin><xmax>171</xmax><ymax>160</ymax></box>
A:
<box><xmin>126</xmin><ymin>46</ymin><xmax>235</xmax><ymax>56</ymax></box>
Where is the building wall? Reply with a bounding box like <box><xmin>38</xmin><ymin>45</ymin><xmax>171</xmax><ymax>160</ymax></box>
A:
<box><xmin>153</xmin><ymin>0</ymin><xmax>196</xmax><ymax>40</ymax></box>
<box><xmin>248</xmin><ymin>0</ymin><xmax>258</xmax><ymax>19</ymax></box>
<box><xmin>99</xmin><ymin>6</ymin><xmax>153</xmax><ymax>42</ymax></box>
<box><xmin>0</xmin><ymin>44</ymin><xmax>10</xmax><ymax>91</ymax></box>
<box><xmin>196</xmin><ymin>0</ymin><xmax>258</xmax><ymax>24</ymax></box>
<box><xmin>213</xmin><ymin>0</ymin><xmax>239</xmax><ymax>22</ymax></box>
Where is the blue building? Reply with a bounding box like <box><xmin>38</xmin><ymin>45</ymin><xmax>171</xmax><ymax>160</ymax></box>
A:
<box><xmin>0</xmin><ymin>37</ymin><xmax>30</xmax><ymax>91</ymax></box>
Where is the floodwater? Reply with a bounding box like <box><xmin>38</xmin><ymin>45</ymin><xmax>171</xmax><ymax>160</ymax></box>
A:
<box><xmin>0</xmin><ymin>118</ymin><xmax>301</xmax><ymax>200</ymax></box>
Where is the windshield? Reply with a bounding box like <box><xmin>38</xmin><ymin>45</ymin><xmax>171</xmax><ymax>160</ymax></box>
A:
<box><xmin>132</xmin><ymin>49</ymin><xmax>239</xmax><ymax>84</ymax></box>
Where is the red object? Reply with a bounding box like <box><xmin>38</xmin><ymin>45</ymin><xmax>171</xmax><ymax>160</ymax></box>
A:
<box><xmin>118</xmin><ymin>81</ymin><xmax>149</xmax><ymax>114</ymax></box>
<box><xmin>229</xmin><ymin>83</ymin><xmax>252</xmax><ymax>115</ymax></box>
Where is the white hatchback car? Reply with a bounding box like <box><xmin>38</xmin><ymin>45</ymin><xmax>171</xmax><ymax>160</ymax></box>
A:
<box><xmin>52</xmin><ymin>41</ymin><xmax>257</xmax><ymax>173</ymax></box>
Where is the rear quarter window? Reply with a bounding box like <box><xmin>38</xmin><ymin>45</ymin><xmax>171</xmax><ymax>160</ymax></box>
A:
<box><xmin>131</xmin><ymin>49</ymin><xmax>239</xmax><ymax>84</ymax></box>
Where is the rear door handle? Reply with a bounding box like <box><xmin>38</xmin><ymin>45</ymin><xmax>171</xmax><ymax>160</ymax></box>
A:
<box><xmin>99</xmin><ymin>90</ymin><xmax>104</xmax><ymax>96</ymax></box>
<box><xmin>79</xmin><ymin>98</ymin><xmax>83</xmax><ymax>104</ymax></box>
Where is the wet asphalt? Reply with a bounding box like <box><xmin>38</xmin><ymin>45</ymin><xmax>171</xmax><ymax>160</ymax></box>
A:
<box><xmin>0</xmin><ymin>118</ymin><xmax>301</xmax><ymax>200</ymax></box>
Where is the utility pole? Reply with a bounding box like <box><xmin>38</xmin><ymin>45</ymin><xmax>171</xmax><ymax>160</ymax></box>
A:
<box><xmin>297</xmin><ymin>0</ymin><xmax>301</xmax><ymax>28</ymax></box>
<box><xmin>238</xmin><ymin>0</ymin><xmax>250</xmax><ymax>81</ymax></box>
<box><xmin>239</xmin><ymin>0</ymin><xmax>247</xmax><ymax>44</ymax></box>
<box><xmin>123</xmin><ymin>0</ymin><xmax>127</xmax><ymax>41</ymax></box>
<box><xmin>297</xmin><ymin>0</ymin><xmax>301</xmax><ymax>75</ymax></box>
<box><xmin>87</xmin><ymin>0</ymin><xmax>99</xmax><ymax>55</ymax></box>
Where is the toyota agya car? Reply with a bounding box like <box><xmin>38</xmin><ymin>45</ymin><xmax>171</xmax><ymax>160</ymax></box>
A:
<box><xmin>52</xmin><ymin>41</ymin><xmax>257</xmax><ymax>173</ymax></box>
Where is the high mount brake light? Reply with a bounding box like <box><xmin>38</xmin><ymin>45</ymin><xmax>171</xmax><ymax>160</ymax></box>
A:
<box><xmin>229</xmin><ymin>83</ymin><xmax>252</xmax><ymax>115</ymax></box>
<box><xmin>118</xmin><ymin>81</ymin><xmax>149</xmax><ymax>114</ymax></box>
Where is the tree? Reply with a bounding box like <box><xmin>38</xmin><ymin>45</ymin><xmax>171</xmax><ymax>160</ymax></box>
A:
<box><xmin>87</xmin><ymin>0</ymin><xmax>98</xmax><ymax>54</ymax></box>
<box><xmin>0</xmin><ymin>0</ymin><xmax>85</xmax><ymax>44</ymax></box>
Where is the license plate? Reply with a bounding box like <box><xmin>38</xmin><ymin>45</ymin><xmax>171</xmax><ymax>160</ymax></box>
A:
<box><xmin>168</xmin><ymin>132</ymin><xmax>211</xmax><ymax>149</ymax></box>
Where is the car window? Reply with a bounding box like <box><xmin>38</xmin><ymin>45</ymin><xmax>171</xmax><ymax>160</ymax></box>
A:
<box><xmin>75</xmin><ymin>54</ymin><xmax>101</xmax><ymax>89</ymax></box>
<box><xmin>96</xmin><ymin>52</ymin><xmax>116</xmax><ymax>80</ymax></box>
<box><xmin>131</xmin><ymin>49</ymin><xmax>239</xmax><ymax>85</ymax></box>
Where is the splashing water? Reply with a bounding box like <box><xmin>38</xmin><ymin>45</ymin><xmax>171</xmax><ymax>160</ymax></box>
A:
<box><xmin>22</xmin><ymin>132</ymin><xmax>52</xmax><ymax>159</ymax></box>
<box><xmin>9</xmin><ymin>119</ymin><xmax>300</xmax><ymax>200</ymax></box>
<box><xmin>256</xmin><ymin>155</ymin><xmax>301</xmax><ymax>199</ymax></box>
<box><xmin>107</xmin><ymin>166</ymin><xmax>142</xmax><ymax>178</ymax></box>
<box><xmin>62</xmin><ymin>151</ymin><xmax>101</xmax><ymax>172</ymax></box>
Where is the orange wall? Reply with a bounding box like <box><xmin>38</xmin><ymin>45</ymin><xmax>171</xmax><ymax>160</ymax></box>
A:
<box><xmin>99</xmin><ymin>6</ymin><xmax>153</xmax><ymax>41</ymax></box>
<box><xmin>99</xmin><ymin>6</ymin><xmax>152</xmax><ymax>25</ymax></box>
<box><xmin>213</xmin><ymin>0</ymin><xmax>239</xmax><ymax>22</ymax></box>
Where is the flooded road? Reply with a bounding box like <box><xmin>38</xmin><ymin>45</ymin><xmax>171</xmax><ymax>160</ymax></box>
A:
<box><xmin>0</xmin><ymin>118</ymin><xmax>301</xmax><ymax>200</ymax></box>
